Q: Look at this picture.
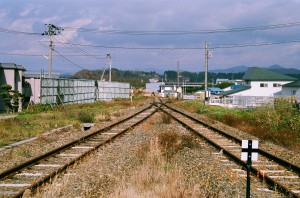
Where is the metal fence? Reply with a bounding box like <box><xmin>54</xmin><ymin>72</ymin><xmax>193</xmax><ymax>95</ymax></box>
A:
<box><xmin>40</xmin><ymin>78</ymin><xmax>130</xmax><ymax>105</ymax></box>
<box><xmin>209</xmin><ymin>96</ymin><xmax>273</xmax><ymax>108</ymax></box>
<box><xmin>97</xmin><ymin>81</ymin><xmax>131</xmax><ymax>100</ymax></box>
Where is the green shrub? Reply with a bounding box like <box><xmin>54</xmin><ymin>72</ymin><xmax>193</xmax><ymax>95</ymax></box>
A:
<box><xmin>77</xmin><ymin>110</ymin><xmax>95</xmax><ymax>123</ymax></box>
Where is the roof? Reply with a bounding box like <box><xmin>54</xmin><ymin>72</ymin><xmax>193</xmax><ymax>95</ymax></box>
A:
<box><xmin>209</xmin><ymin>87</ymin><xmax>224</xmax><ymax>92</ymax></box>
<box><xmin>242</xmin><ymin>67</ymin><xmax>296</xmax><ymax>81</ymax></box>
<box><xmin>217</xmin><ymin>86</ymin><xmax>251</xmax><ymax>96</ymax></box>
<box><xmin>0</xmin><ymin>63</ymin><xmax>26</xmax><ymax>71</ymax></box>
<box><xmin>282</xmin><ymin>81</ymin><xmax>300</xmax><ymax>87</ymax></box>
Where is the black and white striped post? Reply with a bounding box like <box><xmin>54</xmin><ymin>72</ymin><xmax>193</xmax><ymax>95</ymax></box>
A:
<box><xmin>241</xmin><ymin>140</ymin><xmax>258</xmax><ymax>198</ymax></box>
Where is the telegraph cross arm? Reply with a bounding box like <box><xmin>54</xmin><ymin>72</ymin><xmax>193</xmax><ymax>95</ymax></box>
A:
<box><xmin>241</xmin><ymin>140</ymin><xmax>258</xmax><ymax>161</ymax></box>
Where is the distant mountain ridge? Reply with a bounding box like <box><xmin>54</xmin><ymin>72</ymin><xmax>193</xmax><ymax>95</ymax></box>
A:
<box><xmin>210</xmin><ymin>65</ymin><xmax>300</xmax><ymax>74</ymax></box>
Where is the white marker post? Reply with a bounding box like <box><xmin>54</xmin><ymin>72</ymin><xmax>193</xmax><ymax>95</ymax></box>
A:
<box><xmin>241</xmin><ymin>140</ymin><xmax>258</xmax><ymax>198</ymax></box>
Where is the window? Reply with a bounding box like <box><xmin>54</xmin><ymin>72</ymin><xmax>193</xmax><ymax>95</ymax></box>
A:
<box><xmin>260</xmin><ymin>83</ymin><xmax>268</xmax><ymax>87</ymax></box>
<box><xmin>273</xmin><ymin>83</ymin><xmax>281</xmax><ymax>87</ymax></box>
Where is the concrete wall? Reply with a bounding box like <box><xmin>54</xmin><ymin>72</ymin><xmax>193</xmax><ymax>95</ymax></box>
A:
<box><xmin>23</xmin><ymin>78</ymin><xmax>41</xmax><ymax>103</ymax></box>
<box><xmin>0</xmin><ymin>68</ymin><xmax>24</xmax><ymax>112</ymax></box>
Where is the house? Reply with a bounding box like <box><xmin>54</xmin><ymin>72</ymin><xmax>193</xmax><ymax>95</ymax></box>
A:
<box><xmin>0</xmin><ymin>63</ymin><xmax>26</xmax><ymax>112</ymax></box>
<box><xmin>218</xmin><ymin>67</ymin><xmax>297</xmax><ymax>97</ymax></box>
<box><xmin>281</xmin><ymin>81</ymin><xmax>300</xmax><ymax>100</ymax></box>
<box><xmin>211</xmin><ymin>67</ymin><xmax>297</xmax><ymax>108</ymax></box>
<box><xmin>158</xmin><ymin>84</ymin><xmax>179</xmax><ymax>98</ymax></box>
<box><xmin>209</xmin><ymin>87</ymin><xmax>224</xmax><ymax>95</ymax></box>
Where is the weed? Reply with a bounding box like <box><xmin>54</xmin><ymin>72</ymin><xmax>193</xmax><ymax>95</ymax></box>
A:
<box><xmin>17</xmin><ymin>149</ymin><xmax>31</xmax><ymax>157</ymax></box>
<box><xmin>77</xmin><ymin>110</ymin><xmax>95</xmax><ymax>123</ymax></box>
<box><xmin>158</xmin><ymin>132</ymin><xmax>199</xmax><ymax>160</ymax></box>
<box><xmin>161</xmin><ymin>113</ymin><xmax>171</xmax><ymax>124</ymax></box>
<box><xmin>174</xmin><ymin>100</ymin><xmax>300</xmax><ymax>150</ymax></box>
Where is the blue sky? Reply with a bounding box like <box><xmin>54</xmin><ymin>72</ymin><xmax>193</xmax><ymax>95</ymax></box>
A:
<box><xmin>1</xmin><ymin>0</ymin><xmax>300</xmax><ymax>74</ymax></box>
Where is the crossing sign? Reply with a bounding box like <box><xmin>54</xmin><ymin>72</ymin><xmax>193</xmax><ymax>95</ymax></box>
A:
<box><xmin>241</xmin><ymin>140</ymin><xmax>259</xmax><ymax>198</ymax></box>
<box><xmin>241</xmin><ymin>140</ymin><xmax>258</xmax><ymax>161</ymax></box>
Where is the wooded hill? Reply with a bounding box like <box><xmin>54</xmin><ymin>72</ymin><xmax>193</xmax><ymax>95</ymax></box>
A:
<box><xmin>72</xmin><ymin>68</ymin><xmax>300</xmax><ymax>88</ymax></box>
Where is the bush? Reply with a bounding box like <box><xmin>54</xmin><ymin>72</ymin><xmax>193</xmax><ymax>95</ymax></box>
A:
<box><xmin>77</xmin><ymin>110</ymin><xmax>95</xmax><ymax>123</ymax></box>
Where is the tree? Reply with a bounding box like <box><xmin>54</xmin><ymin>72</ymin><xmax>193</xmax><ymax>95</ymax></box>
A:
<box><xmin>0</xmin><ymin>84</ymin><xmax>23</xmax><ymax>113</ymax></box>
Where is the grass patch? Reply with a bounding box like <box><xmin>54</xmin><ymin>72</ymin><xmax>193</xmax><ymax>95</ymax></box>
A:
<box><xmin>0</xmin><ymin>99</ymin><xmax>146</xmax><ymax>146</ymax></box>
<box><xmin>173</xmin><ymin>100</ymin><xmax>300</xmax><ymax>151</ymax></box>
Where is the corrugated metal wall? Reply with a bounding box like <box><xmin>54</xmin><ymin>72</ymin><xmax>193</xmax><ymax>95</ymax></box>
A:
<box><xmin>97</xmin><ymin>81</ymin><xmax>131</xmax><ymax>101</ymax></box>
<box><xmin>40</xmin><ymin>78</ymin><xmax>130</xmax><ymax>105</ymax></box>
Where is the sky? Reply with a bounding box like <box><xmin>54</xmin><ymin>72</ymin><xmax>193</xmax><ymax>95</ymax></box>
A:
<box><xmin>1</xmin><ymin>0</ymin><xmax>300</xmax><ymax>74</ymax></box>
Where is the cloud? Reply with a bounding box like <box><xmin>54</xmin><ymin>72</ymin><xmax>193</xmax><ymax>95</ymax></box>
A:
<box><xmin>1</xmin><ymin>0</ymin><xmax>300</xmax><ymax>73</ymax></box>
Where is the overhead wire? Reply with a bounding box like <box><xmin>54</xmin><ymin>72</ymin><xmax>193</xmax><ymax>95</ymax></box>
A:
<box><xmin>60</xmin><ymin>21</ymin><xmax>300</xmax><ymax>35</ymax></box>
<box><xmin>52</xmin><ymin>48</ymin><xmax>86</xmax><ymax>70</ymax></box>
<box><xmin>50</xmin><ymin>39</ymin><xmax>300</xmax><ymax>50</ymax></box>
<box><xmin>2</xmin><ymin>21</ymin><xmax>300</xmax><ymax>36</ymax></box>
<box><xmin>56</xmin><ymin>34</ymin><xmax>106</xmax><ymax>59</ymax></box>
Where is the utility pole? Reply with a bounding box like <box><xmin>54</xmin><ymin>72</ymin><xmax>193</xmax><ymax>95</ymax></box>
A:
<box><xmin>204</xmin><ymin>41</ymin><xmax>208</xmax><ymax>91</ymax></box>
<box><xmin>177</xmin><ymin>61</ymin><xmax>180</xmax><ymax>99</ymax></box>
<box><xmin>204</xmin><ymin>41</ymin><xmax>212</xmax><ymax>100</ymax></box>
<box><xmin>177</xmin><ymin>61</ymin><xmax>179</xmax><ymax>87</ymax></box>
<box><xmin>107</xmin><ymin>54</ymin><xmax>112</xmax><ymax>82</ymax></box>
<box><xmin>42</xmin><ymin>24</ymin><xmax>63</xmax><ymax>78</ymax></box>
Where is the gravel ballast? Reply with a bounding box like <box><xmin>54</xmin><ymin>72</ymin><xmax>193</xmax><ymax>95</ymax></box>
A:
<box><xmin>31</xmin><ymin>113</ymin><xmax>281</xmax><ymax>198</ymax></box>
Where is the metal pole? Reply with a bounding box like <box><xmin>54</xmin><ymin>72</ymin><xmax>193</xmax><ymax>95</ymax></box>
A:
<box><xmin>246</xmin><ymin>140</ymin><xmax>252</xmax><ymax>198</ymax></box>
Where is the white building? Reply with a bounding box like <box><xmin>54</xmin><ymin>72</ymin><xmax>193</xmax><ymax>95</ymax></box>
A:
<box><xmin>211</xmin><ymin>67</ymin><xmax>298</xmax><ymax>108</ymax></box>
<box><xmin>281</xmin><ymin>81</ymin><xmax>300</xmax><ymax>100</ymax></box>
<box><xmin>219</xmin><ymin>67</ymin><xmax>296</xmax><ymax>97</ymax></box>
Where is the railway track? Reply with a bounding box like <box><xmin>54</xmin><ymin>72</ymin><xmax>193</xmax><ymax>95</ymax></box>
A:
<box><xmin>159</xmin><ymin>102</ymin><xmax>300</xmax><ymax>197</ymax></box>
<box><xmin>0</xmin><ymin>103</ymin><xmax>158</xmax><ymax>197</ymax></box>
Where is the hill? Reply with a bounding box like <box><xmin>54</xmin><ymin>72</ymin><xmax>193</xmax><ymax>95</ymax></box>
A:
<box><xmin>72</xmin><ymin>69</ymin><xmax>160</xmax><ymax>88</ymax></box>
<box><xmin>210</xmin><ymin>65</ymin><xmax>300</xmax><ymax>74</ymax></box>
<box><xmin>71</xmin><ymin>66</ymin><xmax>300</xmax><ymax>88</ymax></box>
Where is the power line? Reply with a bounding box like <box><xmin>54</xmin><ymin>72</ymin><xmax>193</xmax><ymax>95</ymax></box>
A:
<box><xmin>49</xmin><ymin>39</ymin><xmax>300</xmax><ymax>50</ymax></box>
<box><xmin>55</xmin><ymin>34</ymin><xmax>106</xmax><ymax>59</ymax></box>
<box><xmin>2</xmin><ymin>21</ymin><xmax>300</xmax><ymax>36</ymax></box>
<box><xmin>0</xmin><ymin>28</ymin><xmax>40</xmax><ymax>35</ymax></box>
<box><xmin>52</xmin><ymin>48</ymin><xmax>86</xmax><ymax>70</ymax></box>
<box><xmin>0</xmin><ymin>52</ymin><xmax>107</xmax><ymax>57</ymax></box>
<box><xmin>60</xmin><ymin>21</ymin><xmax>300</xmax><ymax>35</ymax></box>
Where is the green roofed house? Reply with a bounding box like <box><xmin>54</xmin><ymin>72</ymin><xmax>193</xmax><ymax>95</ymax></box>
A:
<box><xmin>218</xmin><ymin>67</ymin><xmax>297</xmax><ymax>97</ymax></box>
<box><xmin>211</xmin><ymin>67</ymin><xmax>298</xmax><ymax>108</ymax></box>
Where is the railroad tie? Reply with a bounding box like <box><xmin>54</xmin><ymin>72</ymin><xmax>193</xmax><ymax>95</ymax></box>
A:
<box><xmin>16</xmin><ymin>173</ymin><xmax>44</xmax><ymax>177</ymax></box>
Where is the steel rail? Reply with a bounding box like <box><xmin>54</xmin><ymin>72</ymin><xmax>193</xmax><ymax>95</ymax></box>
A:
<box><xmin>163</xmin><ymin>103</ymin><xmax>300</xmax><ymax>174</ymax></box>
<box><xmin>160</xmin><ymin>104</ymin><xmax>299</xmax><ymax>198</ymax></box>
<box><xmin>0</xmin><ymin>104</ymin><xmax>158</xmax><ymax>197</ymax></box>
